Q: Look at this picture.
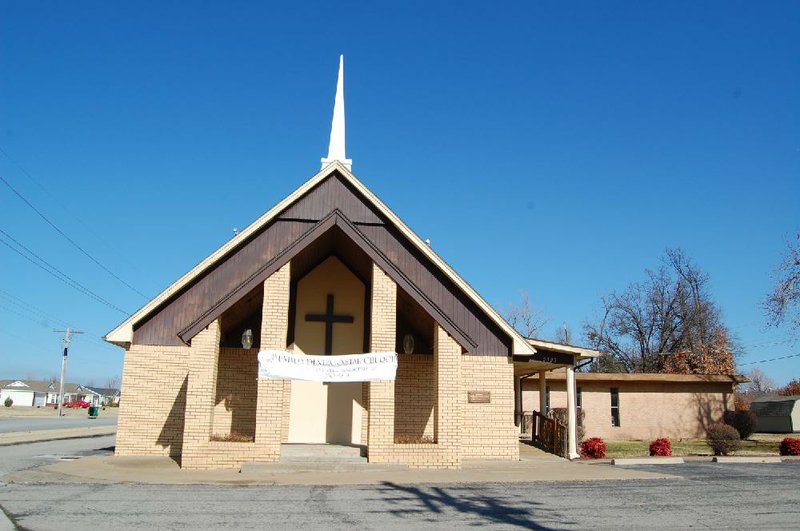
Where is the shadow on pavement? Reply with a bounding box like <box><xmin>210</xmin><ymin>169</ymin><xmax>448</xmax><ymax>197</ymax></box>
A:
<box><xmin>376</xmin><ymin>481</ymin><xmax>571</xmax><ymax>529</ymax></box>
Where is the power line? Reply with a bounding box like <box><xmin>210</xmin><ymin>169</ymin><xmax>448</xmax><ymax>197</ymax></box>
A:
<box><xmin>738</xmin><ymin>337</ymin><xmax>796</xmax><ymax>350</ymax></box>
<box><xmin>739</xmin><ymin>352</ymin><xmax>800</xmax><ymax>366</ymax></box>
<box><xmin>0</xmin><ymin>287</ymin><xmax>118</xmax><ymax>348</ymax></box>
<box><xmin>0</xmin><ymin>146</ymin><xmax>144</xmax><ymax>276</ymax></box>
<box><xmin>0</xmin><ymin>298</ymin><xmax>115</xmax><ymax>350</ymax></box>
<box><xmin>0</xmin><ymin>172</ymin><xmax>148</xmax><ymax>299</ymax></box>
<box><xmin>0</xmin><ymin>228</ymin><xmax>128</xmax><ymax>314</ymax></box>
<box><xmin>0</xmin><ymin>289</ymin><xmax>71</xmax><ymax>327</ymax></box>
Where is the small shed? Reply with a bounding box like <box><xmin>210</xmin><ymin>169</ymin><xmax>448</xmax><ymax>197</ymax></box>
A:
<box><xmin>751</xmin><ymin>396</ymin><xmax>800</xmax><ymax>433</ymax></box>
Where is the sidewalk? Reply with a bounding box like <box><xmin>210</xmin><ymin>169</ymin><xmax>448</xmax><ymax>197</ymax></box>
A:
<box><xmin>7</xmin><ymin>445</ymin><xmax>676</xmax><ymax>486</ymax></box>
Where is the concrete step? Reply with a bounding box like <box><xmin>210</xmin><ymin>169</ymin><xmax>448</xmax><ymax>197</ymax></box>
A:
<box><xmin>279</xmin><ymin>443</ymin><xmax>366</xmax><ymax>463</ymax></box>
<box><xmin>242</xmin><ymin>461</ymin><xmax>397</xmax><ymax>475</ymax></box>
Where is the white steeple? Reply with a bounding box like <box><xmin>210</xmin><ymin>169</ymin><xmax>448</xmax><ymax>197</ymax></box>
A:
<box><xmin>321</xmin><ymin>55</ymin><xmax>352</xmax><ymax>171</ymax></box>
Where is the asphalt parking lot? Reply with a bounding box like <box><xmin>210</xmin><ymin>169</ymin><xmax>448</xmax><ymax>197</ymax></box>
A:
<box><xmin>1</xmin><ymin>438</ymin><xmax>798</xmax><ymax>530</ymax></box>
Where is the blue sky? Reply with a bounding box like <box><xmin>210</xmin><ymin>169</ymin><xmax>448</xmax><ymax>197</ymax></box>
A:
<box><xmin>0</xmin><ymin>1</ymin><xmax>798</xmax><ymax>387</ymax></box>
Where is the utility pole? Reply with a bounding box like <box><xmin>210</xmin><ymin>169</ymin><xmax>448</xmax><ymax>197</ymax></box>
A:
<box><xmin>54</xmin><ymin>328</ymin><xmax>82</xmax><ymax>417</ymax></box>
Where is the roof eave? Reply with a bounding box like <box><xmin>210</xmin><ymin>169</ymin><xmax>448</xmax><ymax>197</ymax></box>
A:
<box><xmin>526</xmin><ymin>338</ymin><xmax>600</xmax><ymax>359</ymax></box>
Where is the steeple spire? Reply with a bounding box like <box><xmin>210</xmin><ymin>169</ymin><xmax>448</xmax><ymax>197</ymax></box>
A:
<box><xmin>321</xmin><ymin>55</ymin><xmax>352</xmax><ymax>171</ymax></box>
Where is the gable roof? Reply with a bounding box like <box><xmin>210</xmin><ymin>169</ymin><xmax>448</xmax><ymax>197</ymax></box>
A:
<box><xmin>0</xmin><ymin>380</ymin><xmax>92</xmax><ymax>393</ymax></box>
<box><xmin>106</xmin><ymin>162</ymin><xmax>535</xmax><ymax>355</ymax></box>
<box><xmin>85</xmin><ymin>387</ymin><xmax>119</xmax><ymax>396</ymax></box>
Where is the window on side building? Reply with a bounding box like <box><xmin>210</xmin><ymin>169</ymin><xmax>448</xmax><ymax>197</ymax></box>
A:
<box><xmin>576</xmin><ymin>386</ymin><xmax>582</xmax><ymax>415</ymax></box>
<box><xmin>610</xmin><ymin>387</ymin><xmax>620</xmax><ymax>427</ymax></box>
<box><xmin>545</xmin><ymin>385</ymin><xmax>550</xmax><ymax>414</ymax></box>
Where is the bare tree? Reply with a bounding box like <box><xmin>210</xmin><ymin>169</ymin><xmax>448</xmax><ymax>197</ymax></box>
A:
<box><xmin>105</xmin><ymin>376</ymin><xmax>120</xmax><ymax>390</ymax></box>
<box><xmin>744</xmin><ymin>367</ymin><xmax>775</xmax><ymax>394</ymax></box>
<box><xmin>584</xmin><ymin>248</ymin><xmax>735</xmax><ymax>374</ymax></box>
<box><xmin>506</xmin><ymin>290</ymin><xmax>549</xmax><ymax>338</ymax></box>
<box><xmin>555</xmin><ymin>322</ymin><xmax>573</xmax><ymax>345</ymax></box>
<box><xmin>765</xmin><ymin>231</ymin><xmax>800</xmax><ymax>334</ymax></box>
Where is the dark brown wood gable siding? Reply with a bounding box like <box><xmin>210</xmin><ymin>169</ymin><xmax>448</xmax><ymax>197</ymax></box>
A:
<box><xmin>131</xmin><ymin>171</ymin><xmax>512</xmax><ymax>355</ymax></box>
<box><xmin>279</xmin><ymin>173</ymin><xmax>383</xmax><ymax>224</ymax></box>
<box><xmin>132</xmin><ymin>219</ymin><xmax>311</xmax><ymax>345</ymax></box>
<box><xmin>358</xmin><ymin>223</ymin><xmax>511</xmax><ymax>356</ymax></box>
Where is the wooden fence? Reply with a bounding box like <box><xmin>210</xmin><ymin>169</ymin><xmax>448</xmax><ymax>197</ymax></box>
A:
<box><xmin>520</xmin><ymin>410</ymin><xmax>568</xmax><ymax>458</ymax></box>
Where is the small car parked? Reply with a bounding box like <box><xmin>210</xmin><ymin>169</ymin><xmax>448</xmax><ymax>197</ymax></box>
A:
<box><xmin>63</xmin><ymin>400</ymin><xmax>91</xmax><ymax>408</ymax></box>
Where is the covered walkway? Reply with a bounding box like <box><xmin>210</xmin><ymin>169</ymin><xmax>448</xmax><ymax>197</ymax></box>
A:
<box><xmin>513</xmin><ymin>338</ymin><xmax>600</xmax><ymax>459</ymax></box>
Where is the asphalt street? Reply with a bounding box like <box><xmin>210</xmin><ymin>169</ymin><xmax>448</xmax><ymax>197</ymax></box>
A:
<box><xmin>0</xmin><ymin>416</ymin><xmax>117</xmax><ymax>433</ymax></box>
<box><xmin>1</xmin><ymin>437</ymin><xmax>799</xmax><ymax>530</ymax></box>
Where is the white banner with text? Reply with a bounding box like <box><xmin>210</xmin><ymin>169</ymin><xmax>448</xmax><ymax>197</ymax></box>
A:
<box><xmin>257</xmin><ymin>350</ymin><xmax>398</xmax><ymax>382</ymax></box>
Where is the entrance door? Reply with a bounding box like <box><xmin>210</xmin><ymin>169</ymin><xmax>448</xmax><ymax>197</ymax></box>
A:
<box><xmin>288</xmin><ymin>380</ymin><xmax>363</xmax><ymax>443</ymax></box>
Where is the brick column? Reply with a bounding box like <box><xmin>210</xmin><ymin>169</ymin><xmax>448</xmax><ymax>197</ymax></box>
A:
<box><xmin>254</xmin><ymin>262</ymin><xmax>291</xmax><ymax>461</ymax></box>
<box><xmin>181</xmin><ymin>320</ymin><xmax>221</xmax><ymax>469</ymax></box>
<box><xmin>434</xmin><ymin>324</ymin><xmax>462</xmax><ymax>467</ymax></box>
<box><xmin>367</xmin><ymin>263</ymin><xmax>396</xmax><ymax>462</ymax></box>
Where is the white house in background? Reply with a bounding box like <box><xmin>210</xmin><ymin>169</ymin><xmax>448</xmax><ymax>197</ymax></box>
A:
<box><xmin>0</xmin><ymin>380</ymin><xmax>53</xmax><ymax>407</ymax></box>
<box><xmin>85</xmin><ymin>387</ymin><xmax>121</xmax><ymax>405</ymax></box>
<box><xmin>0</xmin><ymin>380</ymin><xmax>102</xmax><ymax>407</ymax></box>
<box><xmin>60</xmin><ymin>383</ymin><xmax>102</xmax><ymax>406</ymax></box>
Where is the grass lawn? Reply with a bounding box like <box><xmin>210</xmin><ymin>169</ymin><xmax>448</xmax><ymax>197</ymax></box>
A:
<box><xmin>604</xmin><ymin>433</ymin><xmax>785</xmax><ymax>458</ymax></box>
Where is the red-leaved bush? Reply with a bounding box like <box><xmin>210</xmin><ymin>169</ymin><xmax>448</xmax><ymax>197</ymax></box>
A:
<box><xmin>580</xmin><ymin>437</ymin><xmax>607</xmax><ymax>459</ymax></box>
<box><xmin>649</xmin><ymin>438</ymin><xmax>672</xmax><ymax>456</ymax></box>
<box><xmin>779</xmin><ymin>438</ymin><xmax>800</xmax><ymax>456</ymax></box>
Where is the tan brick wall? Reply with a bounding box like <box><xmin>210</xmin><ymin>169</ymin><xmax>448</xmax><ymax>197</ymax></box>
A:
<box><xmin>431</xmin><ymin>324</ymin><xmax>462</xmax><ymax>468</ymax></box>
<box><xmin>179</xmin><ymin>263</ymin><xmax>294</xmax><ymax>469</ymax></box>
<box><xmin>212</xmin><ymin>347</ymin><xmax>258</xmax><ymax>439</ymax></box>
<box><xmin>253</xmin><ymin>262</ymin><xmax>292</xmax><ymax>461</ymax></box>
<box><xmin>394</xmin><ymin>354</ymin><xmax>435</xmax><ymax>441</ymax></box>
<box><xmin>367</xmin><ymin>263</ymin><xmax>397</xmax><ymax>459</ymax></box>
<box><xmin>115</xmin><ymin>344</ymin><xmax>190</xmax><ymax>459</ymax></box>
<box><xmin>522</xmin><ymin>378</ymin><xmax>735</xmax><ymax>440</ymax></box>
<box><xmin>461</xmin><ymin>355</ymin><xmax>518</xmax><ymax>460</ymax></box>
<box><xmin>182</xmin><ymin>321</ymin><xmax>226</xmax><ymax>468</ymax></box>
<box><xmin>361</xmin><ymin>382</ymin><xmax>370</xmax><ymax>449</ymax></box>
<box><xmin>368</xmin><ymin>326</ymin><xmax>466</xmax><ymax>469</ymax></box>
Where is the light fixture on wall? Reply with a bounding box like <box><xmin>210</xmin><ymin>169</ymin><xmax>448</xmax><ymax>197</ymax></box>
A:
<box><xmin>403</xmin><ymin>333</ymin><xmax>415</xmax><ymax>354</ymax></box>
<box><xmin>241</xmin><ymin>329</ymin><xmax>254</xmax><ymax>349</ymax></box>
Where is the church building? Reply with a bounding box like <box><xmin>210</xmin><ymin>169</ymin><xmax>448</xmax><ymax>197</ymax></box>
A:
<box><xmin>106</xmin><ymin>57</ymin><xmax>593</xmax><ymax>470</ymax></box>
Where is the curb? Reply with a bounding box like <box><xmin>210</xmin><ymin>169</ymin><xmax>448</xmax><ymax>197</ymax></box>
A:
<box><xmin>612</xmin><ymin>457</ymin><xmax>685</xmax><ymax>466</ymax></box>
<box><xmin>712</xmin><ymin>456</ymin><xmax>783</xmax><ymax>464</ymax></box>
<box><xmin>0</xmin><ymin>504</ymin><xmax>18</xmax><ymax>531</ymax></box>
<box><xmin>0</xmin><ymin>430</ymin><xmax>116</xmax><ymax>447</ymax></box>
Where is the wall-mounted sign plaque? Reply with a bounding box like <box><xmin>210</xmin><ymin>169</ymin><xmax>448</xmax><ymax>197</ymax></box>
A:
<box><xmin>468</xmin><ymin>391</ymin><xmax>491</xmax><ymax>403</ymax></box>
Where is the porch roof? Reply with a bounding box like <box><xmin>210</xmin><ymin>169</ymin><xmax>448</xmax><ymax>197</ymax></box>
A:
<box><xmin>512</xmin><ymin>338</ymin><xmax>601</xmax><ymax>377</ymax></box>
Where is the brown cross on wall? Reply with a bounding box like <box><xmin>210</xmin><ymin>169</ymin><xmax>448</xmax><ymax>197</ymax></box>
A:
<box><xmin>305</xmin><ymin>294</ymin><xmax>354</xmax><ymax>355</ymax></box>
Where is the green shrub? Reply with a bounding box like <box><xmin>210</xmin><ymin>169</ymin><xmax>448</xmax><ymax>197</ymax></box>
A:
<box><xmin>706</xmin><ymin>423</ymin><xmax>741</xmax><ymax>456</ymax></box>
<box><xmin>723</xmin><ymin>410</ymin><xmax>756</xmax><ymax>440</ymax></box>
<box><xmin>3</xmin><ymin>397</ymin><xmax>12</xmax><ymax>407</ymax></box>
